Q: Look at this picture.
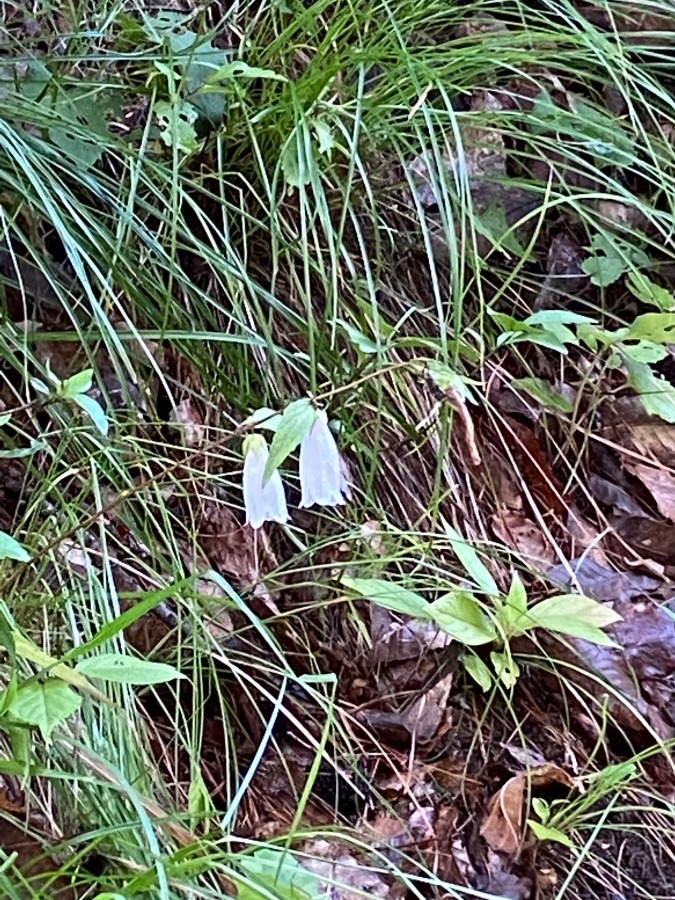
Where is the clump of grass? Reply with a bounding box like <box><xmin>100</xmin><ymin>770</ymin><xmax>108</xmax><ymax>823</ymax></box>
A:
<box><xmin>0</xmin><ymin>0</ymin><xmax>674</xmax><ymax>897</ymax></box>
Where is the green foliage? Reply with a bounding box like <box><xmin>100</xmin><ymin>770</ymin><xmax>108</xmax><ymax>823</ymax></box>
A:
<box><xmin>7</xmin><ymin>681</ymin><xmax>81</xmax><ymax>740</ymax></box>
<box><xmin>236</xmin><ymin>849</ymin><xmax>322</xmax><ymax>900</ymax></box>
<box><xmin>0</xmin><ymin>532</ymin><xmax>30</xmax><ymax>563</ymax></box>
<box><xmin>75</xmin><ymin>654</ymin><xmax>184</xmax><ymax>685</ymax></box>
<box><xmin>264</xmin><ymin>399</ymin><xmax>317</xmax><ymax>481</ymax></box>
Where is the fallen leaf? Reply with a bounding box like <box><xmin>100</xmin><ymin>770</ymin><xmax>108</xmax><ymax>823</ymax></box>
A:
<box><xmin>401</xmin><ymin>673</ymin><xmax>453</xmax><ymax>743</ymax></box>
<box><xmin>547</xmin><ymin>556</ymin><xmax>662</xmax><ymax>602</ymax></box>
<box><xmin>625</xmin><ymin>461</ymin><xmax>675</xmax><ymax>521</ymax></box>
<box><xmin>301</xmin><ymin>840</ymin><xmax>403</xmax><ymax>900</ymax></box>
<box><xmin>492</xmin><ymin>509</ymin><xmax>556</xmax><ymax>568</ymax></box>
<box><xmin>480</xmin><ymin>764</ymin><xmax>574</xmax><ymax>854</ymax></box>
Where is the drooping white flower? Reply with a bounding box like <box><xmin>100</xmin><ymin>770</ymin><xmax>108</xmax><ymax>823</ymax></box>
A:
<box><xmin>243</xmin><ymin>434</ymin><xmax>289</xmax><ymax>529</ymax></box>
<box><xmin>299</xmin><ymin>411</ymin><xmax>349</xmax><ymax>508</ymax></box>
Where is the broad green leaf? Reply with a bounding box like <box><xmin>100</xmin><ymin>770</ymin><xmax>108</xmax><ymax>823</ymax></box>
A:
<box><xmin>342</xmin><ymin>576</ymin><xmax>431</xmax><ymax>619</ymax></box>
<box><xmin>621</xmin><ymin>341</ymin><xmax>668</xmax><ymax>364</ymax></box>
<box><xmin>14</xmin><ymin>634</ymin><xmax>107</xmax><ymax>702</ymax></box>
<box><xmin>500</xmin><ymin>572</ymin><xmax>529</xmax><ymax>636</ymax></box>
<box><xmin>527</xmin><ymin>593</ymin><xmax>621</xmax><ymax>646</ymax></box>
<box><xmin>430</xmin><ymin>591</ymin><xmax>496</xmax><ymax>645</ymax></box>
<box><xmin>76</xmin><ymin>654</ymin><xmax>183</xmax><ymax>685</ymax></box>
<box><xmin>490</xmin><ymin>650</ymin><xmax>520</xmax><ymax>688</ymax></box>
<box><xmin>204</xmin><ymin>60</ymin><xmax>287</xmax><ymax>86</ymax></box>
<box><xmin>59</xmin><ymin>368</ymin><xmax>93</xmax><ymax>398</ymax></box>
<box><xmin>280</xmin><ymin>133</ymin><xmax>314</xmax><ymax>189</ymax></box>
<box><xmin>527</xmin><ymin>820</ymin><xmax>575</xmax><ymax>849</ymax></box>
<box><xmin>264</xmin><ymin>399</ymin><xmax>316</xmax><ymax>481</ymax></box>
<box><xmin>463</xmin><ymin>654</ymin><xmax>493</xmax><ymax>691</ymax></box>
<box><xmin>8</xmin><ymin>681</ymin><xmax>81</xmax><ymax>739</ymax></box>
<box><xmin>154</xmin><ymin>99</ymin><xmax>199</xmax><ymax>154</ymax></box>
<box><xmin>71</xmin><ymin>394</ymin><xmax>109</xmax><ymax>436</ymax></box>
<box><xmin>313</xmin><ymin>119</ymin><xmax>336</xmax><ymax>156</ymax></box>
<box><xmin>511</xmin><ymin>377</ymin><xmax>573</xmax><ymax>414</ymax></box>
<box><xmin>582</xmin><ymin>249</ymin><xmax>626</xmax><ymax>287</ymax></box>
<box><xmin>623</xmin><ymin>313</ymin><xmax>675</xmax><ymax>344</ymax></box>
<box><xmin>0</xmin><ymin>414</ymin><xmax>10</xmax><ymax>427</ymax></box>
<box><xmin>0</xmin><ymin>532</ymin><xmax>30</xmax><ymax>563</ymax></box>
<box><xmin>237</xmin><ymin>848</ymin><xmax>322</xmax><ymax>900</ymax></box>
<box><xmin>444</xmin><ymin>524</ymin><xmax>498</xmax><ymax>595</ymax></box>
<box><xmin>624</xmin><ymin>357</ymin><xmax>675</xmax><ymax>423</ymax></box>
<box><xmin>531</xmin><ymin>797</ymin><xmax>550</xmax><ymax>823</ymax></box>
<box><xmin>525</xmin><ymin>310</ymin><xmax>595</xmax><ymax>329</ymax></box>
<box><xmin>627</xmin><ymin>272</ymin><xmax>674</xmax><ymax>311</ymax></box>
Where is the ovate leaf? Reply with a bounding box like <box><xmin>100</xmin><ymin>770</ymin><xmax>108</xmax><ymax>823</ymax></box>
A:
<box><xmin>59</xmin><ymin>368</ymin><xmax>93</xmax><ymax>398</ymax></box>
<box><xmin>71</xmin><ymin>394</ymin><xmax>109</xmax><ymax>436</ymax></box>
<box><xmin>0</xmin><ymin>532</ymin><xmax>30</xmax><ymax>563</ymax></box>
<box><xmin>342</xmin><ymin>577</ymin><xmax>431</xmax><ymax>619</ymax></box>
<box><xmin>527</xmin><ymin>593</ymin><xmax>621</xmax><ymax>646</ymax></box>
<box><xmin>511</xmin><ymin>377</ymin><xmax>573</xmax><ymax>414</ymax></box>
<box><xmin>8</xmin><ymin>681</ymin><xmax>81</xmax><ymax>739</ymax></box>
<box><xmin>264</xmin><ymin>399</ymin><xmax>316</xmax><ymax>481</ymax></box>
<box><xmin>76</xmin><ymin>653</ymin><xmax>183</xmax><ymax>685</ymax></box>
<box><xmin>429</xmin><ymin>591</ymin><xmax>496</xmax><ymax>645</ymax></box>
<box><xmin>463</xmin><ymin>654</ymin><xmax>493</xmax><ymax>691</ymax></box>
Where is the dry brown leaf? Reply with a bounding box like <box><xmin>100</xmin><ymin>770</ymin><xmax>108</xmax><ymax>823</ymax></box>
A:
<box><xmin>625</xmin><ymin>461</ymin><xmax>675</xmax><ymax>522</ymax></box>
<box><xmin>480</xmin><ymin>764</ymin><xmax>573</xmax><ymax>854</ymax></box>
<box><xmin>401</xmin><ymin>673</ymin><xmax>453</xmax><ymax>743</ymax></box>
<box><xmin>492</xmin><ymin>509</ymin><xmax>556</xmax><ymax>568</ymax></box>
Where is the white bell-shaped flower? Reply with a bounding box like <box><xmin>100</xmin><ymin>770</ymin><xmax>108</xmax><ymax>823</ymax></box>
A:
<box><xmin>243</xmin><ymin>434</ymin><xmax>289</xmax><ymax>529</ymax></box>
<box><xmin>299</xmin><ymin>411</ymin><xmax>349</xmax><ymax>508</ymax></box>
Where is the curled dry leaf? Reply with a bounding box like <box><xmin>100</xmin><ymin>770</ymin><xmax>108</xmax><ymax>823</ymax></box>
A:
<box><xmin>480</xmin><ymin>764</ymin><xmax>574</xmax><ymax>855</ymax></box>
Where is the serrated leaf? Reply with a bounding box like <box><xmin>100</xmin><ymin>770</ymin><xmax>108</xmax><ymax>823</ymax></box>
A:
<box><xmin>71</xmin><ymin>393</ymin><xmax>109</xmax><ymax>436</ymax></box>
<box><xmin>527</xmin><ymin>819</ymin><xmax>575</xmax><ymax>848</ymax></box>
<box><xmin>444</xmin><ymin>524</ymin><xmax>498</xmax><ymax>595</ymax></box>
<box><xmin>342</xmin><ymin>576</ymin><xmax>431</xmax><ymax>619</ymax></box>
<box><xmin>624</xmin><ymin>357</ymin><xmax>675</xmax><ymax>423</ymax></box>
<box><xmin>527</xmin><ymin>593</ymin><xmax>621</xmax><ymax>645</ymax></box>
<box><xmin>429</xmin><ymin>591</ymin><xmax>496</xmax><ymax>645</ymax></box>
<box><xmin>511</xmin><ymin>377</ymin><xmax>573</xmax><ymax>414</ymax></box>
<box><xmin>59</xmin><ymin>369</ymin><xmax>93</xmax><ymax>398</ymax></box>
<box><xmin>264</xmin><ymin>399</ymin><xmax>316</xmax><ymax>481</ymax></box>
<box><xmin>8</xmin><ymin>681</ymin><xmax>81</xmax><ymax>739</ymax></box>
<box><xmin>0</xmin><ymin>532</ymin><xmax>30</xmax><ymax>563</ymax></box>
<box><xmin>463</xmin><ymin>654</ymin><xmax>493</xmax><ymax>691</ymax></box>
<box><xmin>76</xmin><ymin>653</ymin><xmax>183</xmax><ymax>685</ymax></box>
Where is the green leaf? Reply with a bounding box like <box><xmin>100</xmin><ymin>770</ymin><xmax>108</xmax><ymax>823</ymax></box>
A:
<box><xmin>342</xmin><ymin>577</ymin><xmax>431</xmax><ymax>619</ymax></box>
<box><xmin>8</xmin><ymin>681</ymin><xmax>81</xmax><ymax>739</ymax></box>
<box><xmin>624</xmin><ymin>357</ymin><xmax>675</xmax><ymax>423</ymax></box>
<box><xmin>623</xmin><ymin>313</ymin><xmax>675</xmax><ymax>344</ymax></box>
<box><xmin>237</xmin><ymin>848</ymin><xmax>322</xmax><ymax>900</ymax></box>
<box><xmin>31</xmin><ymin>377</ymin><xmax>51</xmax><ymax>395</ymax></box>
<box><xmin>582</xmin><ymin>249</ymin><xmax>626</xmax><ymax>287</ymax></box>
<box><xmin>243</xmin><ymin>408</ymin><xmax>283</xmax><ymax>431</ymax></box>
<box><xmin>490</xmin><ymin>650</ymin><xmax>520</xmax><ymax>688</ymax></box>
<box><xmin>0</xmin><ymin>532</ymin><xmax>30</xmax><ymax>563</ymax></box>
<box><xmin>75</xmin><ymin>653</ymin><xmax>183</xmax><ymax>685</ymax></box>
<box><xmin>264</xmin><ymin>399</ymin><xmax>316</xmax><ymax>481</ymax></box>
<box><xmin>511</xmin><ymin>377</ymin><xmax>573</xmax><ymax>414</ymax></box>
<box><xmin>313</xmin><ymin>119</ymin><xmax>336</xmax><ymax>156</ymax></box>
<box><xmin>71</xmin><ymin>394</ymin><xmax>109</xmax><ymax>436</ymax></box>
<box><xmin>500</xmin><ymin>572</ymin><xmax>529</xmax><ymax>636</ymax></box>
<box><xmin>444</xmin><ymin>524</ymin><xmax>499</xmax><ymax>595</ymax></box>
<box><xmin>531</xmin><ymin>797</ymin><xmax>550</xmax><ymax>823</ymax></box>
<box><xmin>424</xmin><ymin>361</ymin><xmax>475</xmax><ymax>403</ymax></box>
<box><xmin>527</xmin><ymin>593</ymin><xmax>621</xmax><ymax>646</ymax></box>
<box><xmin>463</xmin><ymin>654</ymin><xmax>493</xmax><ymax>691</ymax></box>
<box><xmin>154</xmin><ymin>99</ymin><xmax>199</xmax><ymax>154</ymax></box>
<box><xmin>429</xmin><ymin>591</ymin><xmax>496</xmax><ymax>645</ymax></box>
<box><xmin>621</xmin><ymin>341</ymin><xmax>668</xmax><ymax>364</ymax></box>
<box><xmin>337</xmin><ymin>319</ymin><xmax>381</xmax><ymax>354</ymax></box>
<box><xmin>527</xmin><ymin>819</ymin><xmax>575</xmax><ymax>849</ymax></box>
<box><xmin>627</xmin><ymin>272</ymin><xmax>674</xmax><ymax>311</ymax></box>
<box><xmin>280</xmin><ymin>133</ymin><xmax>313</xmax><ymax>189</ymax></box>
<box><xmin>0</xmin><ymin>414</ymin><xmax>10</xmax><ymax>427</ymax></box>
<box><xmin>58</xmin><ymin>368</ymin><xmax>93</xmax><ymax>398</ymax></box>
<box><xmin>0</xmin><ymin>438</ymin><xmax>48</xmax><ymax>460</ymax></box>
<box><xmin>204</xmin><ymin>60</ymin><xmax>287</xmax><ymax>87</ymax></box>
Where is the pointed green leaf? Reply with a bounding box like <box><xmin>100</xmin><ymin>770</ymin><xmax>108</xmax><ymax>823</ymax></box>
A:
<box><xmin>0</xmin><ymin>532</ymin><xmax>30</xmax><ymax>563</ymax></box>
<box><xmin>59</xmin><ymin>368</ymin><xmax>93</xmax><ymax>398</ymax></box>
<box><xmin>527</xmin><ymin>820</ymin><xmax>575</xmax><ymax>848</ymax></box>
<box><xmin>76</xmin><ymin>653</ymin><xmax>183</xmax><ymax>685</ymax></box>
<box><xmin>264</xmin><ymin>399</ymin><xmax>316</xmax><ymax>481</ymax></box>
<box><xmin>342</xmin><ymin>576</ymin><xmax>431</xmax><ymax>618</ymax></box>
<box><xmin>71</xmin><ymin>393</ymin><xmax>109</xmax><ymax>436</ymax></box>
<box><xmin>463</xmin><ymin>654</ymin><xmax>493</xmax><ymax>691</ymax></box>
<box><xmin>444</xmin><ymin>525</ymin><xmax>499</xmax><ymax>595</ymax></box>
<box><xmin>528</xmin><ymin>593</ymin><xmax>621</xmax><ymax>645</ymax></box>
<box><xmin>624</xmin><ymin>358</ymin><xmax>675</xmax><ymax>422</ymax></box>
